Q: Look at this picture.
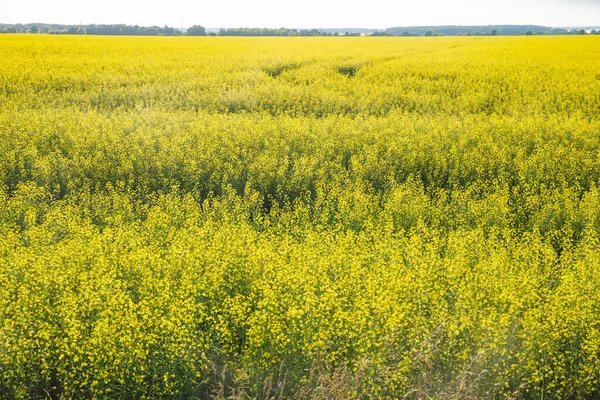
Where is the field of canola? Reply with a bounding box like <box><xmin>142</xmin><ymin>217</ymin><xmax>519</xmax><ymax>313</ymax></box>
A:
<box><xmin>1</xmin><ymin>35</ymin><xmax>600</xmax><ymax>399</ymax></box>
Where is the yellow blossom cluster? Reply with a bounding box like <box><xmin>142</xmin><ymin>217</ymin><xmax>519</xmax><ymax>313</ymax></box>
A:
<box><xmin>1</xmin><ymin>35</ymin><xmax>600</xmax><ymax>398</ymax></box>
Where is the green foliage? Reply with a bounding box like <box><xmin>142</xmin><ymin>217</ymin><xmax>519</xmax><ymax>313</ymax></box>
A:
<box><xmin>217</xmin><ymin>27</ymin><xmax>335</xmax><ymax>36</ymax></box>
<box><xmin>385</xmin><ymin>25</ymin><xmax>561</xmax><ymax>36</ymax></box>
<box><xmin>1</xmin><ymin>35</ymin><xmax>600</xmax><ymax>399</ymax></box>
<box><xmin>186</xmin><ymin>25</ymin><xmax>206</xmax><ymax>36</ymax></box>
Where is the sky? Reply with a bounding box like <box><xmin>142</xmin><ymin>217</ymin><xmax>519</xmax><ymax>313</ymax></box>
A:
<box><xmin>1</xmin><ymin>0</ymin><xmax>599</xmax><ymax>29</ymax></box>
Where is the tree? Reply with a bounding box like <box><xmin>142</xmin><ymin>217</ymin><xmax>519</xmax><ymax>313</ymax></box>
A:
<box><xmin>30</xmin><ymin>25</ymin><xmax>39</xmax><ymax>34</ymax></box>
<box><xmin>187</xmin><ymin>25</ymin><xmax>206</xmax><ymax>36</ymax></box>
<box><xmin>491</xmin><ymin>30</ymin><xmax>498</xmax><ymax>36</ymax></box>
<box><xmin>424</xmin><ymin>31</ymin><xmax>432</xmax><ymax>37</ymax></box>
<box><xmin>526</xmin><ymin>31</ymin><xmax>533</xmax><ymax>36</ymax></box>
<box><xmin>77</xmin><ymin>27</ymin><xmax>87</xmax><ymax>35</ymax></box>
<box><xmin>162</xmin><ymin>25</ymin><xmax>176</xmax><ymax>36</ymax></box>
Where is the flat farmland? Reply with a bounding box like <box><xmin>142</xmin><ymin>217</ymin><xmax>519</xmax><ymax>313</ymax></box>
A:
<box><xmin>1</xmin><ymin>35</ymin><xmax>600</xmax><ymax>399</ymax></box>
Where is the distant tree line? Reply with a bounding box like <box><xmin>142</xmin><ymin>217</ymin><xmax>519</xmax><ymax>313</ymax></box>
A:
<box><xmin>0</xmin><ymin>23</ymin><xmax>342</xmax><ymax>36</ymax></box>
<box><xmin>216</xmin><ymin>28</ymin><xmax>338</xmax><ymax>36</ymax></box>
<box><xmin>0</xmin><ymin>23</ymin><xmax>182</xmax><ymax>36</ymax></box>
<box><xmin>85</xmin><ymin>24</ymin><xmax>180</xmax><ymax>36</ymax></box>
<box><xmin>381</xmin><ymin>25</ymin><xmax>597</xmax><ymax>36</ymax></box>
<box><xmin>0</xmin><ymin>23</ymin><xmax>598</xmax><ymax>36</ymax></box>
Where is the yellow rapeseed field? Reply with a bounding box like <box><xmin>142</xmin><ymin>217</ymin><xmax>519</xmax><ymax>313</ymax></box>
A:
<box><xmin>1</xmin><ymin>34</ymin><xmax>600</xmax><ymax>399</ymax></box>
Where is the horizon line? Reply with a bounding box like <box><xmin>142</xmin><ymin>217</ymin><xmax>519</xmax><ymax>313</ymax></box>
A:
<box><xmin>3</xmin><ymin>22</ymin><xmax>600</xmax><ymax>30</ymax></box>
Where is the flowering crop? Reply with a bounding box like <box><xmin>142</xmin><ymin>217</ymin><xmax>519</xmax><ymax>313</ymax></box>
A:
<box><xmin>1</xmin><ymin>35</ymin><xmax>600</xmax><ymax>399</ymax></box>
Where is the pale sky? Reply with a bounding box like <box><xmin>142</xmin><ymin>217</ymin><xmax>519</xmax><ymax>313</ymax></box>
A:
<box><xmin>1</xmin><ymin>0</ymin><xmax>598</xmax><ymax>29</ymax></box>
